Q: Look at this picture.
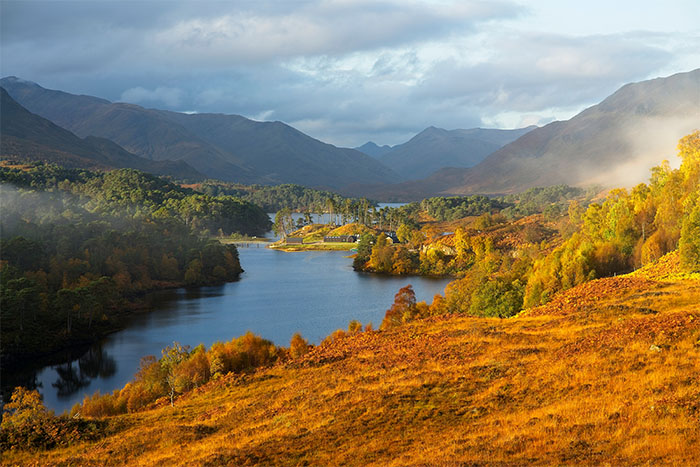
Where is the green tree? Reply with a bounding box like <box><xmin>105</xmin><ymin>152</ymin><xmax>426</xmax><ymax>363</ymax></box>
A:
<box><xmin>679</xmin><ymin>203</ymin><xmax>700</xmax><ymax>272</ymax></box>
<box><xmin>353</xmin><ymin>233</ymin><xmax>375</xmax><ymax>270</ymax></box>
<box><xmin>273</xmin><ymin>207</ymin><xmax>294</xmax><ymax>239</ymax></box>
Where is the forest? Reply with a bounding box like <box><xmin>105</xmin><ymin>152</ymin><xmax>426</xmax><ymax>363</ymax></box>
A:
<box><xmin>1</xmin><ymin>132</ymin><xmax>699</xmax><ymax>462</ymax></box>
<box><xmin>0</xmin><ymin>164</ymin><xmax>272</xmax><ymax>369</ymax></box>
<box><xmin>194</xmin><ymin>180</ymin><xmax>374</xmax><ymax>214</ymax></box>
<box><xmin>355</xmin><ymin>132</ymin><xmax>700</xmax><ymax>320</ymax></box>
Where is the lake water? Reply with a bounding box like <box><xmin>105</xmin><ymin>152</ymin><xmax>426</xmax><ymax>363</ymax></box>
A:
<box><xmin>16</xmin><ymin>246</ymin><xmax>450</xmax><ymax>414</ymax></box>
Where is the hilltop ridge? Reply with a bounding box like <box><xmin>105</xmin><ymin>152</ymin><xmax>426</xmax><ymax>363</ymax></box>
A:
<box><xmin>0</xmin><ymin>77</ymin><xmax>399</xmax><ymax>190</ymax></box>
<box><xmin>0</xmin><ymin>88</ymin><xmax>201</xmax><ymax>180</ymax></box>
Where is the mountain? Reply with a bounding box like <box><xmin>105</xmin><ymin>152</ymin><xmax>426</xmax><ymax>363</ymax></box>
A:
<box><xmin>424</xmin><ymin>69</ymin><xmax>700</xmax><ymax>195</ymax></box>
<box><xmin>0</xmin><ymin>88</ymin><xmax>201</xmax><ymax>179</ymax></box>
<box><xmin>156</xmin><ymin>110</ymin><xmax>399</xmax><ymax>189</ymax></box>
<box><xmin>355</xmin><ymin>141</ymin><xmax>393</xmax><ymax>158</ymax></box>
<box><xmin>0</xmin><ymin>77</ymin><xmax>399</xmax><ymax>189</ymax></box>
<box><xmin>378</xmin><ymin>126</ymin><xmax>536</xmax><ymax>181</ymax></box>
<box><xmin>352</xmin><ymin>69</ymin><xmax>700</xmax><ymax>200</ymax></box>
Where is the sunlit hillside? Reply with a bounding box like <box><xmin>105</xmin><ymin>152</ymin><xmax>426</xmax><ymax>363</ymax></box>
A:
<box><xmin>3</xmin><ymin>252</ymin><xmax>699</xmax><ymax>465</ymax></box>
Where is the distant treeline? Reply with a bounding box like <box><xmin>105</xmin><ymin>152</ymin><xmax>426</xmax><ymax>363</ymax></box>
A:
<box><xmin>394</xmin><ymin>185</ymin><xmax>589</xmax><ymax>222</ymax></box>
<box><xmin>196</xmin><ymin>181</ymin><xmax>375</xmax><ymax>213</ymax></box>
<box><xmin>0</xmin><ymin>164</ymin><xmax>271</xmax><ymax>368</ymax></box>
<box><xmin>498</xmin><ymin>185</ymin><xmax>592</xmax><ymax>219</ymax></box>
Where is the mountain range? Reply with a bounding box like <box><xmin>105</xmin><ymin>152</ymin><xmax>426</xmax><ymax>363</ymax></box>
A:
<box><xmin>353</xmin><ymin>69</ymin><xmax>700</xmax><ymax>199</ymax></box>
<box><xmin>0</xmin><ymin>77</ymin><xmax>398</xmax><ymax>190</ymax></box>
<box><xmin>368</xmin><ymin>126</ymin><xmax>535</xmax><ymax>180</ymax></box>
<box><xmin>0</xmin><ymin>88</ymin><xmax>200</xmax><ymax>179</ymax></box>
<box><xmin>2</xmin><ymin>70</ymin><xmax>699</xmax><ymax>198</ymax></box>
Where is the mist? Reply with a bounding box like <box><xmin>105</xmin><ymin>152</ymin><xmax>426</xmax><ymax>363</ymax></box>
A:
<box><xmin>580</xmin><ymin>117</ymin><xmax>698</xmax><ymax>189</ymax></box>
<box><xmin>0</xmin><ymin>182</ymin><xmax>145</xmax><ymax>240</ymax></box>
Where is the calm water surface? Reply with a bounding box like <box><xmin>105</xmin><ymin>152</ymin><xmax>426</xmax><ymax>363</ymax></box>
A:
<box><xmin>23</xmin><ymin>247</ymin><xmax>450</xmax><ymax>413</ymax></box>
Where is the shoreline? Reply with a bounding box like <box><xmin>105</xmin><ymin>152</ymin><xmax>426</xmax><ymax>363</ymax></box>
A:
<box><xmin>0</xmin><ymin>274</ymin><xmax>243</xmax><ymax>376</ymax></box>
<box><xmin>268</xmin><ymin>241</ymin><xmax>358</xmax><ymax>252</ymax></box>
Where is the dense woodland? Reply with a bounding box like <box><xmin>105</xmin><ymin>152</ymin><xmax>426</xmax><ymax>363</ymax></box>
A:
<box><xmin>196</xmin><ymin>181</ymin><xmax>374</xmax><ymax>214</ymax></box>
<box><xmin>0</xmin><ymin>164</ymin><xmax>272</xmax><ymax>368</ymax></box>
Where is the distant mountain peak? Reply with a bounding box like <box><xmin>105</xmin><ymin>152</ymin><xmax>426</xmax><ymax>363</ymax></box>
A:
<box><xmin>369</xmin><ymin>69</ymin><xmax>700</xmax><ymax>198</ymax></box>
<box><xmin>378</xmin><ymin>125</ymin><xmax>536</xmax><ymax>180</ymax></box>
<box><xmin>355</xmin><ymin>141</ymin><xmax>393</xmax><ymax>158</ymax></box>
<box><xmin>0</xmin><ymin>87</ymin><xmax>202</xmax><ymax>180</ymax></box>
<box><xmin>420</xmin><ymin>126</ymin><xmax>446</xmax><ymax>135</ymax></box>
<box><xmin>2</xmin><ymin>76</ymin><xmax>40</xmax><ymax>87</ymax></box>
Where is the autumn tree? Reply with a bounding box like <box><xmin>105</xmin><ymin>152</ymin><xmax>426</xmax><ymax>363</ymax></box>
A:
<box><xmin>677</xmin><ymin>130</ymin><xmax>700</xmax><ymax>272</ymax></box>
<box><xmin>289</xmin><ymin>332</ymin><xmax>310</xmax><ymax>358</ymax></box>
<box><xmin>160</xmin><ymin>342</ymin><xmax>191</xmax><ymax>406</ymax></box>
<box><xmin>369</xmin><ymin>234</ymin><xmax>393</xmax><ymax>273</ymax></box>
<box><xmin>381</xmin><ymin>285</ymin><xmax>418</xmax><ymax>329</ymax></box>
<box><xmin>679</xmin><ymin>204</ymin><xmax>700</xmax><ymax>272</ymax></box>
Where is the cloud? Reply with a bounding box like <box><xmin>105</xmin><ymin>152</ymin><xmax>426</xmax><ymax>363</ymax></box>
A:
<box><xmin>150</xmin><ymin>1</ymin><xmax>521</xmax><ymax>64</ymax></box>
<box><xmin>414</xmin><ymin>32</ymin><xmax>674</xmax><ymax>112</ymax></box>
<box><xmin>1</xmin><ymin>0</ymin><xmax>697</xmax><ymax>147</ymax></box>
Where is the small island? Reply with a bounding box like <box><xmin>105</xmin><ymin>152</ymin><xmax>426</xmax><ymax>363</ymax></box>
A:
<box><xmin>270</xmin><ymin>222</ymin><xmax>381</xmax><ymax>251</ymax></box>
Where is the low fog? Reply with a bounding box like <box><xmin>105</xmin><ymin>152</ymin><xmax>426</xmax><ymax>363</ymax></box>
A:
<box><xmin>580</xmin><ymin>117</ymin><xmax>699</xmax><ymax>189</ymax></box>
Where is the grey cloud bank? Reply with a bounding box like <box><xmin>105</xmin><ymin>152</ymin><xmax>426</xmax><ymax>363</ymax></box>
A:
<box><xmin>1</xmin><ymin>0</ymin><xmax>698</xmax><ymax>147</ymax></box>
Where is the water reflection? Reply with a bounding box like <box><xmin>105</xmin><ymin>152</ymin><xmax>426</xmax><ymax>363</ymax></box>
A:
<box><xmin>79</xmin><ymin>346</ymin><xmax>117</xmax><ymax>379</ymax></box>
<box><xmin>50</xmin><ymin>345</ymin><xmax>117</xmax><ymax>398</ymax></box>
<box><xmin>8</xmin><ymin>247</ymin><xmax>451</xmax><ymax>413</ymax></box>
<box><xmin>52</xmin><ymin>362</ymin><xmax>89</xmax><ymax>397</ymax></box>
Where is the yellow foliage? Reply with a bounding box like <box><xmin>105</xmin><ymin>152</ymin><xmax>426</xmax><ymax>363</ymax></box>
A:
<box><xmin>9</xmin><ymin>275</ymin><xmax>700</xmax><ymax>466</ymax></box>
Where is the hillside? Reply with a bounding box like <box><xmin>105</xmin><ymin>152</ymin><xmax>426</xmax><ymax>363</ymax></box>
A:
<box><xmin>5</xmin><ymin>263</ymin><xmax>699</xmax><ymax>465</ymax></box>
<box><xmin>436</xmin><ymin>69</ymin><xmax>700</xmax><ymax>194</ymax></box>
<box><xmin>379</xmin><ymin>126</ymin><xmax>535</xmax><ymax>181</ymax></box>
<box><xmin>0</xmin><ymin>88</ymin><xmax>201</xmax><ymax>180</ymax></box>
<box><xmin>0</xmin><ymin>77</ymin><xmax>399</xmax><ymax>189</ymax></box>
<box><xmin>158</xmin><ymin>110</ymin><xmax>398</xmax><ymax>188</ymax></box>
<box><xmin>358</xmin><ymin>69</ymin><xmax>700</xmax><ymax>199</ymax></box>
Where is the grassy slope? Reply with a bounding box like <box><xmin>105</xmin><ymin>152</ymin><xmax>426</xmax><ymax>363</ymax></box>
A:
<box><xmin>6</xmin><ymin>257</ymin><xmax>700</xmax><ymax>466</ymax></box>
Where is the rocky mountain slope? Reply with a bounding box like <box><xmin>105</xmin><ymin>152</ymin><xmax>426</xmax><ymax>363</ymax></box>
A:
<box><xmin>427</xmin><ymin>69</ymin><xmax>700</xmax><ymax>194</ymax></box>
<box><xmin>355</xmin><ymin>69</ymin><xmax>700</xmax><ymax>199</ymax></box>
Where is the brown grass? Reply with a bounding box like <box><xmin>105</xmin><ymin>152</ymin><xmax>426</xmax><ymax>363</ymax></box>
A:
<box><xmin>5</xmin><ymin>274</ymin><xmax>700</xmax><ymax>466</ymax></box>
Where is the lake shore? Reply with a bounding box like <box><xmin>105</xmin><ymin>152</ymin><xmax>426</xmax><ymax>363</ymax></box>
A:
<box><xmin>268</xmin><ymin>241</ymin><xmax>357</xmax><ymax>252</ymax></box>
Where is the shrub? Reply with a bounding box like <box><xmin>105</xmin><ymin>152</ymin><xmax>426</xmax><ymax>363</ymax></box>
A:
<box><xmin>347</xmin><ymin>320</ymin><xmax>363</xmax><ymax>334</ymax></box>
<box><xmin>289</xmin><ymin>332</ymin><xmax>310</xmax><ymax>358</ymax></box>
<box><xmin>1</xmin><ymin>387</ymin><xmax>105</xmax><ymax>450</ymax></box>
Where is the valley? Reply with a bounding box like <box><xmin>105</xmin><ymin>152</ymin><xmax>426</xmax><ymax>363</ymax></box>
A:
<box><xmin>1</xmin><ymin>37</ymin><xmax>699</xmax><ymax>464</ymax></box>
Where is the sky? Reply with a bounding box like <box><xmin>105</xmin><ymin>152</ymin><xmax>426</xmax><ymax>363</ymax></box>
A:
<box><xmin>1</xmin><ymin>0</ymin><xmax>699</xmax><ymax>147</ymax></box>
